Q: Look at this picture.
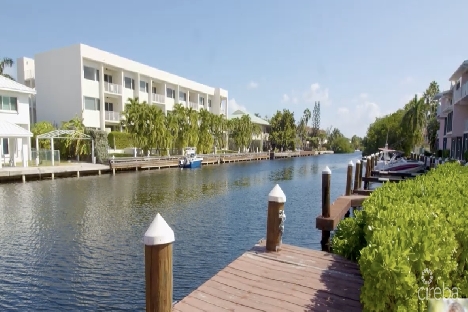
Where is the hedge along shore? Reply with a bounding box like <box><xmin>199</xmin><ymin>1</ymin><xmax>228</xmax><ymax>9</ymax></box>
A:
<box><xmin>0</xmin><ymin>150</ymin><xmax>334</xmax><ymax>184</ymax></box>
<box><xmin>332</xmin><ymin>162</ymin><xmax>468</xmax><ymax>311</ymax></box>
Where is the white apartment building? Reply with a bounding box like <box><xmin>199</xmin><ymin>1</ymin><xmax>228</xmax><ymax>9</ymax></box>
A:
<box><xmin>16</xmin><ymin>44</ymin><xmax>229</xmax><ymax>131</ymax></box>
<box><xmin>0</xmin><ymin>76</ymin><xmax>35</xmax><ymax>166</ymax></box>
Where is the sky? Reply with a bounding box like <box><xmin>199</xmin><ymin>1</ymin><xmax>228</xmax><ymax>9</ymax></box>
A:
<box><xmin>3</xmin><ymin>0</ymin><xmax>468</xmax><ymax>137</ymax></box>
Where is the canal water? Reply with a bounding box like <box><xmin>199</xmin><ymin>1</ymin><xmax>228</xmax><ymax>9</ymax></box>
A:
<box><xmin>0</xmin><ymin>153</ymin><xmax>360</xmax><ymax>311</ymax></box>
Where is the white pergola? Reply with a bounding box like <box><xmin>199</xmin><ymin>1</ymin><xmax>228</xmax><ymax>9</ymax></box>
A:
<box><xmin>0</xmin><ymin>120</ymin><xmax>33</xmax><ymax>169</ymax></box>
<box><xmin>36</xmin><ymin>130</ymin><xmax>95</xmax><ymax>166</ymax></box>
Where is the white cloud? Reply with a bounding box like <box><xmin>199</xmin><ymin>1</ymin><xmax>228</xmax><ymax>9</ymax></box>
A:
<box><xmin>335</xmin><ymin>93</ymin><xmax>384</xmax><ymax>137</ymax></box>
<box><xmin>401</xmin><ymin>76</ymin><xmax>414</xmax><ymax>84</ymax></box>
<box><xmin>281</xmin><ymin>82</ymin><xmax>330</xmax><ymax>106</ymax></box>
<box><xmin>247</xmin><ymin>81</ymin><xmax>259</xmax><ymax>89</ymax></box>
<box><xmin>281</xmin><ymin>93</ymin><xmax>298</xmax><ymax>104</ymax></box>
<box><xmin>228</xmin><ymin>98</ymin><xmax>247</xmax><ymax>114</ymax></box>
<box><xmin>303</xmin><ymin>83</ymin><xmax>330</xmax><ymax>105</ymax></box>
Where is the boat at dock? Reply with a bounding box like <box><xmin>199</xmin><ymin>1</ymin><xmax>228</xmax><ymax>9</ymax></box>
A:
<box><xmin>373</xmin><ymin>144</ymin><xmax>425</xmax><ymax>173</ymax></box>
<box><xmin>178</xmin><ymin>147</ymin><xmax>203</xmax><ymax>169</ymax></box>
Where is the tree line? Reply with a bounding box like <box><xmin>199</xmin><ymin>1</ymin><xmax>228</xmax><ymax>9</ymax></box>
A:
<box><xmin>362</xmin><ymin>81</ymin><xmax>440</xmax><ymax>155</ymax></box>
<box><xmin>31</xmin><ymin>97</ymin><xmax>364</xmax><ymax>157</ymax></box>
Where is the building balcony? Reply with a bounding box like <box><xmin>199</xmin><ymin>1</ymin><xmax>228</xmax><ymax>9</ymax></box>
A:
<box><xmin>24</xmin><ymin>69</ymin><xmax>35</xmax><ymax>80</ymax></box>
<box><xmin>105</xmin><ymin>111</ymin><xmax>121</xmax><ymax>122</ymax></box>
<box><xmin>152</xmin><ymin>93</ymin><xmax>165</xmax><ymax>104</ymax></box>
<box><xmin>188</xmin><ymin>102</ymin><xmax>198</xmax><ymax>109</ymax></box>
<box><xmin>104</xmin><ymin>82</ymin><xmax>122</xmax><ymax>95</ymax></box>
<box><xmin>461</xmin><ymin>81</ymin><xmax>468</xmax><ymax>103</ymax></box>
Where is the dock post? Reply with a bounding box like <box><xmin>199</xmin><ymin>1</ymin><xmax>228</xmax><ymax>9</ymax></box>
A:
<box><xmin>357</xmin><ymin>159</ymin><xmax>363</xmax><ymax>189</ymax></box>
<box><xmin>345</xmin><ymin>161</ymin><xmax>354</xmax><ymax>218</ymax></box>
<box><xmin>321</xmin><ymin>166</ymin><xmax>331</xmax><ymax>252</ymax></box>
<box><xmin>144</xmin><ymin>213</ymin><xmax>175</xmax><ymax>312</ymax></box>
<box><xmin>266</xmin><ymin>184</ymin><xmax>286</xmax><ymax>252</ymax></box>
<box><xmin>365</xmin><ymin>156</ymin><xmax>372</xmax><ymax>189</ymax></box>
<box><xmin>353</xmin><ymin>160</ymin><xmax>360</xmax><ymax>191</ymax></box>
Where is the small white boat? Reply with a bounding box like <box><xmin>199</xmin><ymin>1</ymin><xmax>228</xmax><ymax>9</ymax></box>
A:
<box><xmin>178</xmin><ymin>147</ymin><xmax>203</xmax><ymax>169</ymax></box>
<box><xmin>373</xmin><ymin>144</ymin><xmax>426</xmax><ymax>173</ymax></box>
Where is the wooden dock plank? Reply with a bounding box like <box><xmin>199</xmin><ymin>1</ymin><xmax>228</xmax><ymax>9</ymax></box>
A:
<box><xmin>316</xmin><ymin>195</ymin><xmax>368</xmax><ymax>231</ymax></box>
<box><xmin>173</xmin><ymin>241</ymin><xmax>362</xmax><ymax>311</ymax></box>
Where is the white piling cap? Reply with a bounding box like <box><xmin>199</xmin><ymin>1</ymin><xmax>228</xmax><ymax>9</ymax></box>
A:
<box><xmin>144</xmin><ymin>213</ymin><xmax>175</xmax><ymax>246</ymax></box>
<box><xmin>356</xmin><ymin>159</ymin><xmax>361</xmax><ymax>164</ymax></box>
<box><xmin>268</xmin><ymin>184</ymin><xmax>286</xmax><ymax>203</ymax></box>
<box><xmin>348</xmin><ymin>160</ymin><xmax>354</xmax><ymax>166</ymax></box>
<box><xmin>322</xmin><ymin>166</ymin><xmax>331</xmax><ymax>174</ymax></box>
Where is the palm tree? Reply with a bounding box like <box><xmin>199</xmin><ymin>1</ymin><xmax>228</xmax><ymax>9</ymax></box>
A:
<box><xmin>402</xmin><ymin>94</ymin><xmax>428</xmax><ymax>149</ymax></box>
<box><xmin>0</xmin><ymin>57</ymin><xmax>15</xmax><ymax>80</ymax></box>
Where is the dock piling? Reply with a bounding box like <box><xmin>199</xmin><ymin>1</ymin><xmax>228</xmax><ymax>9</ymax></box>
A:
<box><xmin>354</xmin><ymin>160</ymin><xmax>361</xmax><ymax>191</ymax></box>
<box><xmin>266</xmin><ymin>184</ymin><xmax>286</xmax><ymax>252</ymax></box>
<box><xmin>345</xmin><ymin>161</ymin><xmax>354</xmax><ymax>218</ymax></box>
<box><xmin>144</xmin><ymin>213</ymin><xmax>175</xmax><ymax>312</ymax></box>
<box><xmin>321</xmin><ymin>166</ymin><xmax>331</xmax><ymax>252</ymax></box>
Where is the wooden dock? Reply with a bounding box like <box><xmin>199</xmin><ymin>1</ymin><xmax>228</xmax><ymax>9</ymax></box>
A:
<box><xmin>173</xmin><ymin>240</ymin><xmax>363</xmax><ymax>312</ymax></box>
<box><xmin>0</xmin><ymin>163</ymin><xmax>111</xmax><ymax>183</ymax></box>
<box><xmin>109</xmin><ymin>151</ymin><xmax>320</xmax><ymax>173</ymax></box>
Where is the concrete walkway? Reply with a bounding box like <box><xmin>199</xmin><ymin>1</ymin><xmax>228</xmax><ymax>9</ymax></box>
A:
<box><xmin>0</xmin><ymin>163</ymin><xmax>110</xmax><ymax>179</ymax></box>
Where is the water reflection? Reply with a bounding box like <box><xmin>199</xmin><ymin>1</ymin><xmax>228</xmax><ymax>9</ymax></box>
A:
<box><xmin>0</xmin><ymin>153</ymin><xmax>354</xmax><ymax>310</ymax></box>
<box><xmin>269</xmin><ymin>165</ymin><xmax>295</xmax><ymax>181</ymax></box>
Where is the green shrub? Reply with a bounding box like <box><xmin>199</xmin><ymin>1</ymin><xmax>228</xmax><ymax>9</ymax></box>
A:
<box><xmin>86</xmin><ymin>129</ymin><xmax>109</xmax><ymax>164</ymax></box>
<box><xmin>108</xmin><ymin>131</ymin><xmax>132</xmax><ymax>149</ymax></box>
<box><xmin>442</xmin><ymin>149</ymin><xmax>450</xmax><ymax>158</ymax></box>
<box><xmin>332</xmin><ymin>163</ymin><xmax>468</xmax><ymax>311</ymax></box>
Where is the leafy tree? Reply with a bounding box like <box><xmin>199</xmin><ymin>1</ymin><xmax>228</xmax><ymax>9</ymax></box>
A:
<box><xmin>228</xmin><ymin>114</ymin><xmax>258</xmax><ymax>152</ymax></box>
<box><xmin>350</xmin><ymin>135</ymin><xmax>362</xmax><ymax>150</ymax></box>
<box><xmin>31</xmin><ymin>121</ymin><xmax>55</xmax><ymax>149</ymax></box>
<box><xmin>402</xmin><ymin>94</ymin><xmax>428</xmax><ymax>149</ymax></box>
<box><xmin>61</xmin><ymin>115</ymin><xmax>89</xmax><ymax>157</ymax></box>
<box><xmin>197</xmin><ymin>109</ymin><xmax>214</xmax><ymax>153</ymax></box>
<box><xmin>422</xmin><ymin>81</ymin><xmax>440</xmax><ymax>150</ymax></box>
<box><xmin>362</xmin><ymin>109</ymin><xmax>412</xmax><ymax>155</ymax></box>
<box><xmin>0</xmin><ymin>57</ymin><xmax>14</xmax><ymax>80</ymax></box>
<box><xmin>254</xmin><ymin>113</ymin><xmax>261</xmax><ymax>118</ymax></box>
<box><xmin>311</xmin><ymin>101</ymin><xmax>321</xmax><ymax>137</ymax></box>
<box><xmin>269</xmin><ymin>109</ymin><xmax>296</xmax><ymax>151</ymax></box>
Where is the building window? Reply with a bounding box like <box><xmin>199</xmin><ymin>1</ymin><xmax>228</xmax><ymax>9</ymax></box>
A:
<box><xmin>166</xmin><ymin>88</ymin><xmax>175</xmax><ymax>99</ymax></box>
<box><xmin>199</xmin><ymin>97</ymin><xmax>205</xmax><ymax>105</ymax></box>
<box><xmin>179</xmin><ymin>91</ymin><xmax>186</xmax><ymax>101</ymax></box>
<box><xmin>0</xmin><ymin>95</ymin><xmax>18</xmax><ymax>111</ymax></box>
<box><xmin>83</xmin><ymin>66</ymin><xmax>99</xmax><ymax>81</ymax></box>
<box><xmin>84</xmin><ymin>96</ymin><xmax>100</xmax><ymax>111</ymax></box>
<box><xmin>208</xmin><ymin>99</ymin><xmax>212</xmax><ymax>107</ymax></box>
<box><xmin>105</xmin><ymin>102</ymin><xmax>114</xmax><ymax>111</ymax></box>
<box><xmin>2</xmin><ymin>138</ymin><xmax>8</xmax><ymax>155</ymax></box>
<box><xmin>152</xmin><ymin>86</ymin><xmax>157</xmax><ymax>94</ymax></box>
<box><xmin>140</xmin><ymin>81</ymin><xmax>149</xmax><ymax>93</ymax></box>
<box><xmin>124</xmin><ymin>77</ymin><xmax>135</xmax><ymax>90</ymax></box>
<box><xmin>104</xmin><ymin>74</ymin><xmax>113</xmax><ymax>83</ymax></box>
<box><xmin>447</xmin><ymin>112</ymin><xmax>453</xmax><ymax>132</ymax></box>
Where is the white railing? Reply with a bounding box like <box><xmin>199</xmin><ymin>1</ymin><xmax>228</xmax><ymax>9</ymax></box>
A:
<box><xmin>461</xmin><ymin>80</ymin><xmax>468</xmax><ymax>100</ymax></box>
<box><xmin>105</xmin><ymin>111</ymin><xmax>121</xmax><ymax>121</ymax></box>
<box><xmin>152</xmin><ymin>93</ymin><xmax>165</xmax><ymax>103</ymax></box>
<box><xmin>104</xmin><ymin>82</ymin><xmax>122</xmax><ymax>95</ymax></box>
<box><xmin>189</xmin><ymin>102</ymin><xmax>198</xmax><ymax>109</ymax></box>
<box><xmin>453</xmin><ymin>86</ymin><xmax>462</xmax><ymax>104</ymax></box>
<box><xmin>24</xmin><ymin>69</ymin><xmax>35</xmax><ymax>80</ymax></box>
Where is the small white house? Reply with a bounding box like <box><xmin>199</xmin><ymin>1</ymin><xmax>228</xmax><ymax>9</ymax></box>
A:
<box><xmin>0</xmin><ymin>76</ymin><xmax>35</xmax><ymax>167</ymax></box>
